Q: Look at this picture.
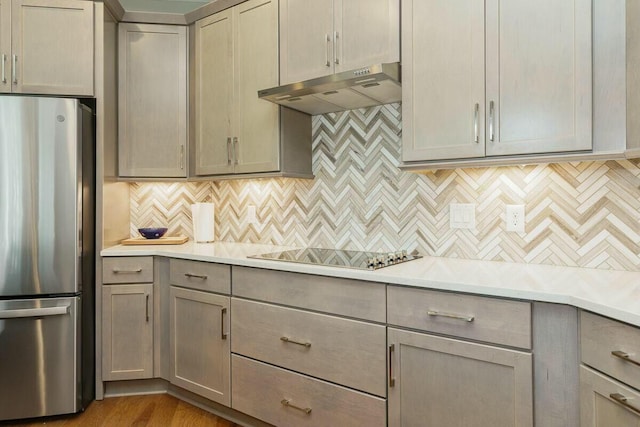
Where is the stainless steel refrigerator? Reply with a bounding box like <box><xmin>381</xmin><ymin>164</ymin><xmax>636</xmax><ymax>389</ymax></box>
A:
<box><xmin>0</xmin><ymin>96</ymin><xmax>95</xmax><ymax>421</ymax></box>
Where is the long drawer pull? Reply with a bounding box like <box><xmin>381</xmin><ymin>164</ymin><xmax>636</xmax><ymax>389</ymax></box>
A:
<box><xmin>112</xmin><ymin>268</ymin><xmax>142</xmax><ymax>274</ymax></box>
<box><xmin>281</xmin><ymin>399</ymin><xmax>312</xmax><ymax>415</ymax></box>
<box><xmin>221</xmin><ymin>308</ymin><xmax>227</xmax><ymax>340</ymax></box>
<box><xmin>389</xmin><ymin>344</ymin><xmax>395</xmax><ymax>388</ymax></box>
<box><xmin>612</xmin><ymin>350</ymin><xmax>640</xmax><ymax>367</ymax></box>
<box><xmin>184</xmin><ymin>273</ymin><xmax>208</xmax><ymax>280</ymax></box>
<box><xmin>427</xmin><ymin>310</ymin><xmax>475</xmax><ymax>322</ymax></box>
<box><xmin>610</xmin><ymin>393</ymin><xmax>640</xmax><ymax>415</ymax></box>
<box><xmin>145</xmin><ymin>295</ymin><xmax>150</xmax><ymax>322</ymax></box>
<box><xmin>280</xmin><ymin>336</ymin><xmax>311</xmax><ymax>348</ymax></box>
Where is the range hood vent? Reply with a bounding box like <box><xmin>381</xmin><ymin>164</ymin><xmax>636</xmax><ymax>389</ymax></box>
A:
<box><xmin>258</xmin><ymin>63</ymin><xmax>401</xmax><ymax>115</ymax></box>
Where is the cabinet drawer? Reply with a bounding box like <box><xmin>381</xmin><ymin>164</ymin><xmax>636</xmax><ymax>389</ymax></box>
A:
<box><xmin>232</xmin><ymin>266</ymin><xmax>385</xmax><ymax>322</ymax></box>
<box><xmin>231</xmin><ymin>298</ymin><xmax>386</xmax><ymax>397</ymax></box>
<box><xmin>580</xmin><ymin>365</ymin><xmax>640</xmax><ymax>425</ymax></box>
<box><xmin>388</xmin><ymin>286</ymin><xmax>531</xmax><ymax>349</ymax></box>
<box><xmin>232</xmin><ymin>355</ymin><xmax>386</xmax><ymax>427</ymax></box>
<box><xmin>103</xmin><ymin>257</ymin><xmax>154</xmax><ymax>284</ymax></box>
<box><xmin>581</xmin><ymin>311</ymin><xmax>640</xmax><ymax>391</ymax></box>
<box><xmin>169</xmin><ymin>259</ymin><xmax>230</xmax><ymax>294</ymax></box>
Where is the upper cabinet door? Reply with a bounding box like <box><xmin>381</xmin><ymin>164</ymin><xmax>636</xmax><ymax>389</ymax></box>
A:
<box><xmin>335</xmin><ymin>0</ymin><xmax>399</xmax><ymax>73</ymax></box>
<box><xmin>118</xmin><ymin>23</ymin><xmax>187</xmax><ymax>178</ymax></box>
<box><xmin>0</xmin><ymin>1</ymin><xmax>10</xmax><ymax>94</ymax></box>
<box><xmin>485</xmin><ymin>0</ymin><xmax>592</xmax><ymax>156</ymax></box>
<box><xmin>12</xmin><ymin>0</ymin><xmax>94</xmax><ymax>96</ymax></box>
<box><xmin>234</xmin><ymin>0</ymin><xmax>279</xmax><ymax>174</ymax></box>
<box><xmin>279</xmin><ymin>0</ymin><xmax>333</xmax><ymax>84</ymax></box>
<box><xmin>194</xmin><ymin>10</ymin><xmax>235</xmax><ymax>176</ymax></box>
<box><xmin>401</xmin><ymin>0</ymin><xmax>485</xmax><ymax>162</ymax></box>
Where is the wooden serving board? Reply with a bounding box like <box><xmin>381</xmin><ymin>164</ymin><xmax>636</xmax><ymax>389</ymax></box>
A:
<box><xmin>121</xmin><ymin>236</ymin><xmax>189</xmax><ymax>245</ymax></box>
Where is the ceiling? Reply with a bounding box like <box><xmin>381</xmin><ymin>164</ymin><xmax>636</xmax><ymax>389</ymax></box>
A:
<box><xmin>119</xmin><ymin>0</ymin><xmax>211</xmax><ymax>14</ymax></box>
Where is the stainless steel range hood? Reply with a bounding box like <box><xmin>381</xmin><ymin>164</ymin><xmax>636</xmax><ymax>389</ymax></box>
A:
<box><xmin>258</xmin><ymin>63</ymin><xmax>401</xmax><ymax>115</ymax></box>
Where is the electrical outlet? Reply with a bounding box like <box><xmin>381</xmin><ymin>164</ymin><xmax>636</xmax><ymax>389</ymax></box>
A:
<box><xmin>506</xmin><ymin>205</ymin><xmax>525</xmax><ymax>233</ymax></box>
<box><xmin>247</xmin><ymin>205</ymin><xmax>258</xmax><ymax>224</ymax></box>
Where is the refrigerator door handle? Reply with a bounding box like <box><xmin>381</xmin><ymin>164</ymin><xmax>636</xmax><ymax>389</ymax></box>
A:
<box><xmin>0</xmin><ymin>305</ymin><xmax>70</xmax><ymax>319</ymax></box>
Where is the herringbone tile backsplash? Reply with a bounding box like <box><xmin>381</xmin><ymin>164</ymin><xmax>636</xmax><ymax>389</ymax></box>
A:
<box><xmin>131</xmin><ymin>103</ymin><xmax>640</xmax><ymax>271</ymax></box>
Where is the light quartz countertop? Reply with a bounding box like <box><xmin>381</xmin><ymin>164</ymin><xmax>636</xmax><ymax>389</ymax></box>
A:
<box><xmin>102</xmin><ymin>241</ymin><xmax>640</xmax><ymax>328</ymax></box>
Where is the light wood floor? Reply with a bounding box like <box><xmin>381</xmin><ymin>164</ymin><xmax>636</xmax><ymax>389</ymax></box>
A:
<box><xmin>2</xmin><ymin>394</ymin><xmax>240</xmax><ymax>427</ymax></box>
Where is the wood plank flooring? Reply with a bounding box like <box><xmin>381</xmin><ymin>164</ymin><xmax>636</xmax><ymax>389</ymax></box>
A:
<box><xmin>2</xmin><ymin>394</ymin><xmax>240</xmax><ymax>427</ymax></box>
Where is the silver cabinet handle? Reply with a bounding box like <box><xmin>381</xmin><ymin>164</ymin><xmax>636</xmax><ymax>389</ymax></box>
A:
<box><xmin>0</xmin><ymin>305</ymin><xmax>69</xmax><ymax>319</ymax></box>
<box><xmin>221</xmin><ymin>307</ymin><xmax>227</xmax><ymax>340</ymax></box>
<box><xmin>180</xmin><ymin>145</ymin><xmax>184</xmax><ymax>170</ymax></box>
<box><xmin>427</xmin><ymin>310</ymin><xmax>475</xmax><ymax>322</ymax></box>
<box><xmin>610</xmin><ymin>393</ymin><xmax>640</xmax><ymax>415</ymax></box>
<box><xmin>280</xmin><ymin>336</ymin><xmax>311</xmax><ymax>348</ymax></box>
<box><xmin>281</xmin><ymin>399</ymin><xmax>312</xmax><ymax>415</ymax></box>
<box><xmin>12</xmin><ymin>54</ymin><xmax>16</xmax><ymax>84</ymax></box>
<box><xmin>112</xmin><ymin>268</ymin><xmax>142</xmax><ymax>274</ymax></box>
<box><xmin>325</xmin><ymin>33</ymin><xmax>331</xmax><ymax>67</ymax></box>
<box><xmin>489</xmin><ymin>100</ymin><xmax>495</xmax><ymax>142</ymax></box>
<box><xmin>226</xmin><ymin>137</ymin><xmax>232</xmax><ymax>165</ymax></box>
<box><xmin>389</xmin><ymin>344</ymin><xmax>395</xmax><ymax>388</ymax></box>
<box><xmin>612</xmin><ymin>350</ymin><xmax>640</xmax><ymax>368</ymax></box>
<box><xmin>184</xmin><ymin>273</ymin><xmax>208</xmax><ymax>280</ymax></box>
<box><xmin>145</xmin><ymin>294</ymin><xmax>150</xmax><ymax>322</ymax></box>
<box><xmin>233</xmin><ymin>136</ymin><xmax>239</xmax><ymax>165</ymax></box>
<box><xmin>473</xmin><ymin>103</ymin><xmax>479</xmax><ymax>143</ymax></box>
<box><xmin>1</xmin><ymin>54</ymin><xmax>6</xmax><ymax>83</ymax></box>
<box><xmin>334</xmin><ymin>31</ymin><xmax>340</xmax><ymax>65</ymax></box>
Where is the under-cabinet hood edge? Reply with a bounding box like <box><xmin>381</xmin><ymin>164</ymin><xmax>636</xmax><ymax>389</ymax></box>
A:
<box><xmin>258</xmin><ymin>63</ymin><xmax>401</xmax><ymax>115</ymax></box>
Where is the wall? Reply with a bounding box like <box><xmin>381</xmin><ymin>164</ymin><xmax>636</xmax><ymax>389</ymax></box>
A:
<box><xmin>130</xmin><ymin>103</ymin><xmax>640</xmax><ymax>271</ymax></box>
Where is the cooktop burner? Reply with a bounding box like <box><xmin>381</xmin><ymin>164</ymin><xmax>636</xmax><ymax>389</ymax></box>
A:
<box><xmin>248</xmin><ymin>248</ymin><xmax>422</xmax><ymax>270</ymax></box>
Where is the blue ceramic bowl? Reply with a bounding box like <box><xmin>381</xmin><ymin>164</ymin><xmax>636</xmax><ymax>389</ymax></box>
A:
<box><xmin>138</xmin><ymin>227</ymin><xmax>168</xmax><ymax>239</ymax></box>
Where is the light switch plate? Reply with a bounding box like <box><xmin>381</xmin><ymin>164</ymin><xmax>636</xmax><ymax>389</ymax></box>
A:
<box><xmin>450</xmin><ymin>203</ymin><xmax>476</xmax><ymax>229</ymax></box>
<box><xmin>247</xmin><ymin>205</ymin><xmax>258</xmax><ymax>224</ymax></box>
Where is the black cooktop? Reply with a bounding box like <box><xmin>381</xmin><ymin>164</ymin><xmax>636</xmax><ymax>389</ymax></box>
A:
<box><xmin>248</xmin><ymin>247</ymin><xmax>421</xmax><ymax>270</ymax></box>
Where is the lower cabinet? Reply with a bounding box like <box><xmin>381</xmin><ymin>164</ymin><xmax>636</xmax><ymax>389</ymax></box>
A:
<box><xmin>102</xmin><ymin>284</ymin><xmax>154</xmax><ymax>380</ymax></box>
<box><xmin>580</xmin><ymin>366</ymin><xmax>640</xmax><ymax>426</ymax></box>
<box><xmin>387</xmin><ymin>327</ymin><xmax>533</xmax><ymax>427</ymax></box>
<box><xmin>232</xmin><ymin>355</ymin><xmax>386</xmax><ymax>427</ymax></box>
<box><xmin>169</xmin><ymin>286</ymin><xmax>230</xmax><ymax>405</ymax></box>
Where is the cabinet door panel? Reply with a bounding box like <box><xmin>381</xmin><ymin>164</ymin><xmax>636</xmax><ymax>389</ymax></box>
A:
<box><xmin>118</xmin><ymin>24</ymin><xmax>187</xmax><ymax>178</ymax></box>
<box><xmin>401</xmin><ymin>0</ymin><xmax>485</xmax><ymax>162</ymax></box>
<box><xmin>335</xmin><ymin>0</ymin><xmax>399</xmax><ymax>73</ymax></box>
<box><xmin>102</xmin><ymin>284</ymin><xmax>153</xmax><ymax>381</ymax></box>
<box><xmin>279</xmin><ymin>0</ymin><xmax>333</xmax><ymax>84</ymax></box>
<box><xmin>0</xmin><ymin>0</ymin><xmax>10</xmax><ymax>93</ymax></box>
<box><xmin>170</xmin><ymin>286</ymin><xmax>230</xmax><ymax>405</ymax></box>
<box><xmin>234</xmin><ymin>0</ymin><xmax>279</xmax><ymax>174</ymax></box>
<box><xmin>486</xmin><ymin>0</ymin><xmax>592</xmax><ymax>156</ymax></box>
<box><xmin>388</xmin><ymin>328</ymin><xmax>533</xmax><ymax>427</ymax></box>
<box><xmin>12</xmin><ymin>0</ymin><xmax>93</xmax><ymax>96</ymax></box>
<box><xmin>580</xmin><ymin>366</ymin><xmax>640</xmax><ymax>426</ymax></box>
<box><xmin>194</xmin><ymin>10</ymin><xmax>234</xmax><ymax>176</ymax></box>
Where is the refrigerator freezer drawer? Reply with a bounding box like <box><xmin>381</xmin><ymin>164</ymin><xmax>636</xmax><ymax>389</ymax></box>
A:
<box><xmin>0</xmin><ymin>297</ymin><xmax>80</xmax><ymax>421</ymax></box>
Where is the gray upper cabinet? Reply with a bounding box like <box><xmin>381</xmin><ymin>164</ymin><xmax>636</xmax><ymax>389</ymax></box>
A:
<box><xmin>0</xmin><ymin>0</ymin><xmax>94</xmax><ymax>96</ymax></box>
<box><xmin>279</xmin><ymin>0</ymin><xmax>399</xmax><ymax>85</ymax></box>
<box><xmin>118</xmin><ymin>23</ymin><xmax>187</xmax><ymax>178</ymax></box>
<box><xmin>193</xmin><ymin>0</ymin><xmax>312</xmax><ymax>179</ymax></box>
<box><xmin>402</xmin><ymin>0</ymin><xmax>592</xmax><ymax>164</ymax></box>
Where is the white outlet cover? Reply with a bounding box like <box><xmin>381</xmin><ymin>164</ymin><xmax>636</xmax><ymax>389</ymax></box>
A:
<box><xmin>450</xmin><ymin>203</ymin><xmax>476</xmax><ymax>229</ymax></box>
<box><xmin>247</xmin><ymin>205</ymin><xmax>258</xmax><ymax>224</ymax></box>
<box><xmin>506</xmin><ymin>205</ymin><xmax>525</xmax><ymax>233</ymax></box>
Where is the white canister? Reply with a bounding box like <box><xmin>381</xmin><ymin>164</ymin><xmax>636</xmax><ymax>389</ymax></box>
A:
<box><xmin>191</xmin><ymin>203</ymin><xmax>215</xmax><ymax>242</ymax></box>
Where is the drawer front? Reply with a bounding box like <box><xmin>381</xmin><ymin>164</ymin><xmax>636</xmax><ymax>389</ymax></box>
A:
<box><xmin>388</xmin><ymin>286</ymin><xmax>531</xmax><ymax>349</ymax></box>
<box><xmin>232</xmin><ymin>266</ymin><xmax>385</xmax><ymax>322</ymax></box>
<box><xmin>581</xmin><ymin>311</ymin><xmax>640</xmax><ymax>390</ymax></box>
<box><xmin>232</xmin><ymin>355</ymin><xmax>386</xmax><ymax>427</ymax></box>
<box><xmin>169</xmin><ymin>259</ymin><xmax>230</xmax><ymax>294</ymax></box>
<box><xmin>580</xmin><ymin>365</ymin><xmax>640</xmax><ymax>426</ymax></box>
<box><xmin>231</xmin><ymin>298</ymin><xmax>386</xmax><ymax>397</ymax></box>
<box><xmin>103</xmin><ymin>257</ymin><xmax>154</xmax><ymax>284</ymax></box>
